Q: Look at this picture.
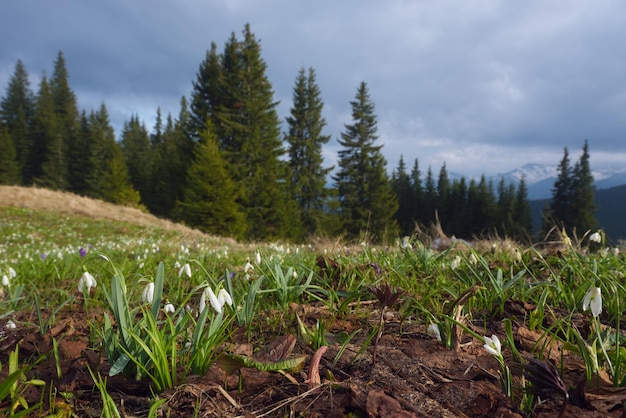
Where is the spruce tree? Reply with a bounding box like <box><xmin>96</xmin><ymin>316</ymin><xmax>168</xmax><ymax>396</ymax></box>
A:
<box><xmin>31</xmin><ymin>74</ymin><xmax>63</xmax><ymax>188</ymax></box>
<box><xmin>333</xmin><ymin>82</ymin><xmax>398</xmax><ymax>242</ymax></box>
<box><xmin>50</xmin><ymin>51</ymin><xmax>79</xmax><ymax>191</ymax></box>
<box><xmin>214</xmin><ymin>24</ymin><xmax>299</xmax><ymax>239</ymax></box>
<box><xmin>422</xmin><ymin>166</ymin><xmax>437</xmax><ymax>225</ymax></box>
<box><xmin>0</xmin><ymin>126</ymin><xmax>20</xmax><ymax>184</ymax></box>
<box><xmin>120</xmin><ymin>114</ymin><xmax>152</xmax><ymax>202</ymax></box>
<box><xmin>436</xmin><ymin>163</ymin><xmax>451</xmax><ymax>231</ymax></box>
<box><xmin>571</xmin><ymin>140</ymin><xmax>596</xmax><ymax>233</ymax></box>
<box><xmin>85</xmin><ymin>104</ymin><xmax>116</xmax><ymax>199</ymax></box>
<box><xmin>512</xmin><ymin>176</ymin><xmax>533</xmax><ymax>240</ymax></box>
<box><xmin>0</xmin><ymin>59</ymin><xmax>34</xmax><ymax>183</ymax></box>
<box><xmin>285</xmin><ymin>67</ymin><xmax>332</xmax><ymax>237</ymax></box>
<box><xmin>391</xmin><ymin>156</ymin><xmax>414</xmax><ymax>236</ymax></box>
<box><xmin>448</xmin><ymin>177</ymin><xmax>468</xmax><ymax>237</ymax></box>
<box><xmin>100</xmin><ymin>144</ymin><xmax>142</xmax><ymax>207</ymax></box>
<box><xmin>496</xmin><ymin>178</ymin><xmax>516</xmax><ymax>236</ymax></box>
<box><xmin>173</xmin><ymin>123</ymin><xmax>245</xmax><ymax>237</ymax></box>
<box><xmin>190</xmin><ymin>43</ymin><xmax>221</xmax><ymax>139</ymax></box>
<box><xmin>409</xmin><ymin>158</ymin><xmax>423</xmax><ymax>227</ymax></box>
<box><xmin>543</xmin><ymin>147</ymin><xmax>572</xmax><ymax>234</ymax></box>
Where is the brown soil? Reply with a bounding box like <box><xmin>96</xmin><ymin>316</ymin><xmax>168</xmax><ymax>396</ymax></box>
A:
<box><xmin>1</xmin><ymin>300</ymin><xmax>623</xmax><ymax>417</ymax></box>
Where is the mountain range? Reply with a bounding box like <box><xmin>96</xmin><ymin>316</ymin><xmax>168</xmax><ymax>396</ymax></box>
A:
<box><xmin>494</xmin><ymin>163</ymin><xmax>626</xmax><ymax>200</ymax></box>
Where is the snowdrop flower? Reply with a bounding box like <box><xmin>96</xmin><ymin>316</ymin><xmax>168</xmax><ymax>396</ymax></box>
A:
<box><xmin>468</xmin><ymin>253</ymin><xmax>478</xmax><ymax>265</ymax></box>
<box><xmin>217</xmin><ymin>289</ymin><xmax>233</xmax><ymax>307</ymax></box>
<box><xmin>78</xmin><ymin>271</ymin><xmax>97</xmax><ymax>294</ymax></box>
<box><xmin>8</xmin><ymin>267</ymin><xmax>16</xmax><ymax>279</ymax></box>
<box><xmin>589</xmin><ymin>231</ymin><xmax>602</xmax><ymax>243</ymax></box>
<box><xmin>583</xmin><ymin>287</ymin><xmax>602</xmax><ymax>318</ymax></box>
<box><xmin>163</xmin><ymin>303</ymin><xmax>175</xmax><ymax>314</ymax></box>
<box><xmin>200</xmin><ymin>287</ymin><xmax>233</xmax><ymax>314</ymax></box>
<box><xmin>2</xmin><ymin>274</ymin><xmax>9</xmax><ymax>287</ymax></box>
<box><xmin>244</xmin><ymin>261</ymin><xmax>254</xmax><ymax>274</ymax></box>
<box><xmin>142</xmin><ymin>282</ymin><xmax>155</xmax><ymax>304</ymax></box>
<box><xmin>614</xmin><ymin>248</ymin><xmax>620</xmax><ymax>257</ymax></box>
<box><xmin>6</xmin><ymin>320</ymin><xmax>16</xmax><ymax>330</ymax></box>
<box><xmin>450</xmin><ymin>256</ymin><xmax>461</xmax><ymax>270</ymax></box>
<box><xmin>255</xmin><ymin>251</ymin><xmax>262</xmax><ymax>265</ymax></box>
<box><xmin>178</xmin><ymin>263</ymin><xmax>192</xmax><ymax>278</ymax></box>
<box><xmin>483</xmin><ymin>334</ymin><xmax>502</xmax><ymax>357</ymax></box>
<box><xmin>427</xmin><ymin>323</ymin><xmax>442</xmax><ymax>341</ymax></box>
<box><xmin>400</xmin><ymin>237</ymin><xmax>412</xmax><ymax>249</ymax></box>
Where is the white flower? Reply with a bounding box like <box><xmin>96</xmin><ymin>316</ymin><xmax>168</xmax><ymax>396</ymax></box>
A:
<box><xmin>562</xmin><ymin>236</ymin><xmax>572</xmax><ymax>247</ymax></box>
<box><xmin>200</xmin><ymin>287</ymin><xmax>233</xmax><ymax>314</ymax></box>
<box><xmin>400</xmin><ymin>237</ymin><xmax>412</xmax><ymax>249</ymax></box>
<box><xmin>163</xmin><ymin>303</ymin><xmax>175</xmax><ymax>314</ymax></box>
<box><xmin>450</xmin><ymin>256</ymin><xmax>461</xmax><ymax>270</ymax></box>
<box><xmin>178</xmin><ymin>263</ymin><xmax>192</xmax><ymax>278</ymax></box>
<box><xmin>589</xmin><ymin>232</ymin><xmax>602</xmax><ymax>243</ymax></box>
<box><xmin>483</xmin><ymin>334</ymin><xmax>502</xmax><ymax>357</ymax></box>
<box><xmin>255</xmin><ymin>251</ymin><xmax>262</xmax><ymax>265</ymax></box>
<box><xmin>2</xmin><ymin>274</ymin><xmax>9</xmax><ymax>287</ymax></box>
<box><xmin>244</xmin><ymin>262</ymin><xmax>254</xmax><ymax>274</ymax></box>
<box><xmin>583</xmin><ymin>287</ymin><xmax>602</xmax><ymax>318</ymax></box>
<box><xmin>614</xmin><ymin>247</ymin><xmax>620</xmax><ymax>257</ymax></box>
<box><xmin>8</xmin><ymin>267</ymin><xmax>16</xmax><ymax>278</ymax></box>
<box><xmin>217</xmin><ymin>289</ymin><xmax>233</xmax><ymax>307</ymax></box>
<box><xmin>468</xmin><ymin>253</ymin><xmax>478</xmax><ymax>265</ymax></box>
<box><xmin>78</xmin><ymin>272</ymin><xmax>97</xmax><ymax>294</ymax></box>
<box><xmin>427</xmin><ymin>323</ymin><xmax>441</xmax><ymax>341</ymax></box>
<box><xmin>142</xmin><ymin>282</ymin><xmax>155</xmax><ymax>304</ymax></box>
<box><xmin>6</xmin><ymin>320</ymin><xmax>16</xmax><ymax>330</ymax></box>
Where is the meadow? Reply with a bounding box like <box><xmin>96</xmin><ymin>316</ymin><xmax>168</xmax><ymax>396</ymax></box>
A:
<box><xmin>0</xmin><ymin>186</ymin><xmax>625</xmax><ymax>417</ymax></box>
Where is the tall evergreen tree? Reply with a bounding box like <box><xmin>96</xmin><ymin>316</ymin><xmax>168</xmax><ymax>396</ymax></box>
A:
<box><xmin>543</xmin><ymin>147</ymin><xmax>572</xmax><ymax>235</ymax></box>
<box><xmin>100</xmin><ymin>144</ymin><xmax>141</xmax><ymax>207</ymax></box>
<box><xmin>0</xmin><ymin>59</ymin><xmax>34</xmax><ymax>183</ymax></box>
<box><xmin>120</xmin><ymin>114</ymin><xmax>152</xmax><ymax>202</ymax></box>
<box><xmin>174</xmin><ymin>123</ymin><xmax>245</xmax><ymax>237</ymax></box>
<box><xmin>496</xmin><ymin>177</ymin><xmax>516</xmax><ymax>236</ymax></box>
<box><xmin>409</xmin><ymin>158</ymin><xmax>423</xmax><ymax>226</ymax></box>
<box><xmin>85</xmin><ymin>104</ymin><xmax>116</xmax><ymax>199</ymax></box>
<box><xmin>436</xmin><ymin>163</ymin><xmax>451</xmax><ymax>231</ymax></box>
<box><xmin>333</xmin><ymin>82</ymin><xmax>398</xmax><ymax>242</ymax></box>
<box><xmin>512</xmin><ymin>176</ymin><xmax>533</xmax><ymax>240</ymax></box>
<box><xmin>448</xmin><ymin>177</ymin><xmax>468</xmax><ymax>237</ymax></box>
<box><xmin>0</xmin><ymin>126</ymin><xmax>20</xmax><ymax>184</ymax></box>
<box><xmin>190</xmin><ymin>43</ymin><xmax>222</xmax><ymax>139</ymax></box>
<box><xmin>285</xmin><ymin>67</ymin><xmax>332</xmax><ymax>237</ymax></box>
<box><xmin>571</xmin><ymin>140</ymin><xmax>596</xmax><ymax>233</ymax></box>
<box><xmin>392</xmin><ymin>156</ymin><xmax>413</xmax><ymax>236</ymax></box>
<box><xmin>31</xmin><ymin>74</ymin><xmax>63</xmax><ymax>188</ymax></box>
<box><xmin>422</xmin><ymin>166</ymin><xmax>437</xmax><ymax>225</ymax></box>
<box><xmin>210</xmin><ymin>24</ymin><xmax>300</xmax><ymax>239</ymax></box>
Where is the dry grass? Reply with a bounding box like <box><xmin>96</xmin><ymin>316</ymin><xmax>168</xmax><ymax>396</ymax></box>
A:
<box><xmin>0</xmin><ymin>185</ymin><xmax>208</xmax><ymax>238</ymax></box>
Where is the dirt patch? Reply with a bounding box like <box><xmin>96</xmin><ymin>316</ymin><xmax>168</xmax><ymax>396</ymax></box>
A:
<box><xmin>1</xmin><ymin>300</ymin><xmax>623</xmax><ymax>417</ymax></box>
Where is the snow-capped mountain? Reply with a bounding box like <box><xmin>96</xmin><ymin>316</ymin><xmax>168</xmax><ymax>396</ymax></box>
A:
<box><xmin>494</xmin><ymin>163</ymin><xmax>626</xmax><ymax>200</ymax></box>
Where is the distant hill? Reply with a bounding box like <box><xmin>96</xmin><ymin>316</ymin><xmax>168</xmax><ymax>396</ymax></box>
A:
<box><xmin>530</xmin><ymin>184</ymin><xmax>626</xmax><ymax>242</ymax></box>
<box><xmin>495</xmin><ymin>163</ymin><xmax>626</xmax><ymax>200</ymax></box>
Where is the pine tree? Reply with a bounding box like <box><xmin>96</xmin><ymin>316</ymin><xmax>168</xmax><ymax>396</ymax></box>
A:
<box><xmin>0</xmin><ymin>125</ymin><xmax>20</xmax><ymax>184</ymax></box>
<box><xmin>190</xmin><ymin>43</ymin><xmax>221</xmax><ymax>139</ymax></box>
<box><xmin>436</xmin><ymin>163</ymin><xmax>451</xmax><ymax>231</ymax></box>
<box><xmin>422</xmin><ymin>166</ymin><xmax>437</xmax><ymax>225</ymax></box>
<box><xmin>448</xmin><ymin>177</ymin><xmax>468</xmax><ymax>237</ymax></box>
<box><xmin>285</xmin><ymin>67</ymin><xmax>332</xmax><ymax>237</ymax></box>
<box><xmin>543</xmin><ymin>147</ymin><xmax>572</xmax><ymax>234</ymax></box>
<box><xmin>85</xmin><ymin>104</ymin><xmax>116</xmax><ymax>199</ymax></box>
<box><xmin>31</xmin><ymin>74</ymin><xmax>63</xmax><ymax>188</ymax></box>
<box><xmin>391</xmin><ymin>156</ymin><xmax>413</xmax><ymax>236</ymax></box>
<box><xmin>100</xmin><ymin>144</ymin><xmax>142</xmax><ymax>207</ymax></box>
<box><xmin>496</xmin><ymin>177</ymin><xmax>516</xmax><ymax>236</ymax></box>
<box><xmin>333</xmin><ymin>82</ymin><xmax>398</xmax><ymax>242</ymax></box>
<box><xmin>0</xmin><ymin>59</ymin><xmax>34</xmax><ymax>183</ymax></box>
<box><xmin>512</xmin><ymin>176</ymin><xmax>533</xmax><ymax>240</ymax></box>
<box><xmin>50</xmin><ymin>51</ymin><xmax>79</xmax><ymax>191</ymax></box>
<box><xmin>214</xmin><ymin>24</ymin><xmax>300</xmax><ymax>239</ymax></box>
<box><xmin>571</xmin><ymin>140</ymin><xmax>596</xmax><ymax>233</ymax></box>
<box><xmin>409</xmin><ymin>158</ymin><xmax>423</xmax><ymax>227</ymax></box>
<box><xmin>120</xmin><ymin>114</ymin><xmax>152</xmax><ymax>202</ymax></box>
<box><xmin>173</xmin><ymin>123</ymin><xmax>245</xmax><ymax>237</ymax></box>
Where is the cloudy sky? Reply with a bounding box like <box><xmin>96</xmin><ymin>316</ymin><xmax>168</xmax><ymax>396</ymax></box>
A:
<box><xmin>1</xmin><ymin>1</ymin><xmax>625</xmax><ymax>178</ymax></box>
